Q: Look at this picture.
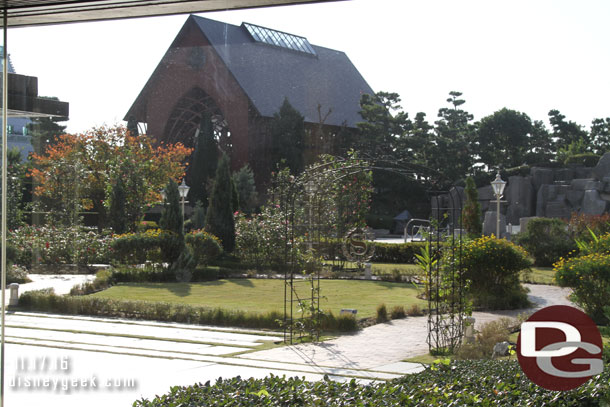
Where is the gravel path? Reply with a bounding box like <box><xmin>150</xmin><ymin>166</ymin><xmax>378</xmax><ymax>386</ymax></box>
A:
<box><xmin>240</xmin><ymin>284</ymin><xmax>576</xmax><ymax>371</ymax></box>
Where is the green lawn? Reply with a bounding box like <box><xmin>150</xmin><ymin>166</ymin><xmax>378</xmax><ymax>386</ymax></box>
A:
<box><xmin>522</xmin><ymin>267</ymin><xmax>556</xmax><ymax>285</ymax></box>
<box><xmin>92</xmin><ymin>279</ymin><xmax>426</xmax><ymax>319</ymax></box>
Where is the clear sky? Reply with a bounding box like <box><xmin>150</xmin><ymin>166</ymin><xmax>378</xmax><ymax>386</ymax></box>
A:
<box><xmin>6</xmin><ymin>0</ymin><xmax>610</xmax><ymax>133</ymax></box>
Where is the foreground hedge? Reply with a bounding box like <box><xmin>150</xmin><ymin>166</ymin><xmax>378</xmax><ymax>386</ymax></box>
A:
<box><xmin>134</xmin><ymin>360</ymin><xmax>609</xmax><ymax>406</ymax></box>
<box><xmin>16</xmin><ymin>290</ymin><xmax>358</xmax><ymax>332</ymax></box>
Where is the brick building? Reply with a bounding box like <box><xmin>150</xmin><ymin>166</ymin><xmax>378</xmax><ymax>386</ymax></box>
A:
<box><xmin>125</xmin><ymin>15</ymin><xmax>374</xmax><ymax>182</ymax></box>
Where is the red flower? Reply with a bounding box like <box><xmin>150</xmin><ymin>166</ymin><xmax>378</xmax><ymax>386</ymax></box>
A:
<box><xmin>45</xmin><ymin>242</ymin><xmax>50</xmax><ymax>249</ymax></box>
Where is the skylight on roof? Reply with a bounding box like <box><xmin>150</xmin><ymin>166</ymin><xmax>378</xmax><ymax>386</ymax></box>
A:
<box><xmin>243</xmin><ymin>23</ymin><xmax>316</xmax><ymax>56</ymax></box>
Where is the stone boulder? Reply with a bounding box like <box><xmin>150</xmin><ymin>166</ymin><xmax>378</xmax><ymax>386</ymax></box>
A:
<box><xmin>519</xmin><ymin>216</ymin><xmax>539</xmax><ymax>233</ymax></box>
<box><xmin>575</xmin><ymin>166</ymin><xmax>594</xmax><ymax>179</ymax></box>
<box><xmin>492</xmin><ymin>341</ymin><xmax>512</xmax><ymax>358</ymax></box>
<box><xmin>506</xmin><ymin>176</ymin><xmax>534</xmax><ymax>224</ymax></box>
<box><xmin>554</xmin><ymin>168</ymin><xmax>575</xmax><ymax>182</ymax></box>
<box><xmin>477</xmin><ymin>185</ymin><xmax>494</xmax><ymax>213</ymax></box>
<box><xmin>593</xmin><ymin>152</ymin><xmax>610</xmax><ymax>181</ymax></box>
<box><xmin>536</xmin><ymin>184</ymin><xmax>569</xmax><ymax>217</ymax></box>
<box><xmin>531</xmin><ymin>167</ymin><xmax>554</xmax><ymax>191</ymax></box>
<box><xmin>571</xmin><ymin>178</ymin><xmax>592</xmax><ymax>191</ymax></box>
<box><xmin>566</xmin><ymin>189</ymin><xmax>584</xmax><ymax>208</ymax></box>
<box><xmin>483</xmin><ymin>211</ymin><xmax>506</xmax><ymax>237</ymax></box>
<box><xmin>582</xmin><ymin>189</ymin><xmax>609</xmax><ymax>215</ymax></box>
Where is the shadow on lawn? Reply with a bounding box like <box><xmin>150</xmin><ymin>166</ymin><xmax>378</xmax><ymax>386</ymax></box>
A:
<box><xmin>229</xmin><ymin>279</ymin><xmax>255</xmax><ymax>287</ymax></box>
<box><xmin>164</xmin><ymin>283</ymin><xmax>192</xmax><ymax>297</ymax></box>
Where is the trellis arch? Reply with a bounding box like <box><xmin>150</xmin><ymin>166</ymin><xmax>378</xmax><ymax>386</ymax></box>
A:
<box><xmin>272</xmin><ymin>156</ymin><xmax>466</xmax><ymax>349</ymax></box>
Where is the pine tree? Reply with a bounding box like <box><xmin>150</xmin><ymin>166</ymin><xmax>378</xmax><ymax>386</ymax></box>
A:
<box><xmin>270</xmin><ymin>98</ymin><xmax>305</xmax><ymax>175</ymax></box>
<box><xmin>159</xmin><ymin>179</ymin><xmax>185</xmax><ymax>263</ymax></box>
<box><xmin>230</xmin><ymin>176</ymin><xmax>239</xmax><ymax>214</ymax></box>
<box><xmin>232</xmin><ymin>164</ymin><xmax>258</xmax><ymax>213</ymax></box>
<box><xmin>462</xmin><ymin>176</ymin><xmax>482</xmax><ymax>238</ymax></box>
<box><xmin>109</xmin><ymin>177</ymin><xmax>128</xmax><ymax>234</ymax></box>
<box><xmin>160</xmin><ymin>179</ymin><xmax>183</xmax><ymax>235</ymax></box>
<box><xmin>188</xmin><ymin>112</ymin><xmax>218</xmax><ymax>208</ymax></box>
<box><xmin>205</xmin><ymin>153</ymin><xmax>235</xmax><ymax>252</ymax></box>
<box><xmin>190</xmin><ymin>200</ymin><xmax>206</xmax><ymax>230</ymax></box>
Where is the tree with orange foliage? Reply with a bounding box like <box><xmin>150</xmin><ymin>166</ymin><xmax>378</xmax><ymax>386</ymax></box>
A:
<box><xmin>30</xmin><ymin>125</ymin><xmax>192</xmax><ymax>232</ymax></box>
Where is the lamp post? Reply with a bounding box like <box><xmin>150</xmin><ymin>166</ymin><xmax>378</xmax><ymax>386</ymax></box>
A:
<box><xmin>178</xmin><ymin>179</ymin><xmax>190</xmax><ymax>234</ymax></box>
<box><xmin>490</xmin><ymin>172</ymin><xmax>506</xmax><ymax>238</ymax></box>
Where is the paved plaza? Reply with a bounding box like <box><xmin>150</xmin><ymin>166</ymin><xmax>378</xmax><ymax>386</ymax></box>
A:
<box><xmin>0</xmin><ymin>278</ymin><xmax>574</xmax><ymax>406</ymax></box>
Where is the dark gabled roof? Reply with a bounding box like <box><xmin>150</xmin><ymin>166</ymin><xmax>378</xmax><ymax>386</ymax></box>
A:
<box><xmin>192</xmin><ymin>15</ymin><xmax>374</xmax><ymax>128</ymax></box>
<box><xmin>128</xmin><ymin>15</ymin><xmax>373</xmax><ymax>129</ymax></box>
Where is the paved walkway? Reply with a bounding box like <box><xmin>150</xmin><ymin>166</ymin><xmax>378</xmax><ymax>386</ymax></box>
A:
<box><xmin>240</xmin><ymin>284</ymin><xmax>575</xmax><ymax>370</ymax></box>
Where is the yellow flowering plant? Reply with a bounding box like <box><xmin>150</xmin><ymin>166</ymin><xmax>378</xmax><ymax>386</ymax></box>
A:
<box><xmin>555</xmin><ymin>252</ymin><xmax>610</xmax><ymax>324</ymax></box>
<box><xmin>461</xmin><ymin>235</ymin><xmax>532</xmax><ymax>310</ymax></box>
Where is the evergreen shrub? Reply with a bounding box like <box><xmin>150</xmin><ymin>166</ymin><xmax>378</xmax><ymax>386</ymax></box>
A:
<box><xmin>514</xmin><ymin>217</ymin><xmax>575</xmax><ymax>266</ymax></box>
<box><xmin>462</xmin><ymin>236</ymin><xmax>531</xmax><ymax>309</ymax></box>
<box><xmin>185</xmin><ymin>230</ymin><xmax>223</xmax><ymax>266</ymax></box>
<box><xmin>110</xmin><ymin>229</ymin><xmax>162</xmax><ymax>265</ymax></box>
<box><xmin>133</xmin><ymin>360</ymin><xmax>610</xmax><ymax>407</ymax></box>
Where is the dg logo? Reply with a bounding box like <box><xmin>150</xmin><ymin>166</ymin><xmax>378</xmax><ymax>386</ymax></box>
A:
<box><xmin>517</xmin><ymin>305</ymin><xmax>604</xmax><ymax>391</ymax></box>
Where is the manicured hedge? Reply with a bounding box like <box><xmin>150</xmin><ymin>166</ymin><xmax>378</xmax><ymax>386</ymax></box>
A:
<box><xmin>318</xmin><ymin>239</ymin><xmax>426</xmax><ymax>264</ymax></box>
<box><xmin>18</xmin><ymin>289</ymin><xmax>282</xmax><ymax>329</ymax></box>
<box><xmin>373</xmin><ymin>242</ymin><xmax>427</xmax><ymax>263</ymax></box>
<box><xmin>112</xmin><ymin>266</ymin><xmax>219</xmax><ymax>283</ymax></box>
<box><xmin>133</xmin><ymin>359</ymin><xmax>609</xmax><ymax>406</ymax></box>
<box><xmin>110</xmin><ymin>230</ymin><xmax>162</xmax><ymax>265</ymax></box>
<box><xmin>16</xmin><ymin>289</ymin><xmax>358</xmax><ymax>332</ymax></box>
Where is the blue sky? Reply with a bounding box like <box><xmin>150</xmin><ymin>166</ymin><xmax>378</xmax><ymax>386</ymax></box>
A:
<box><xmin>7</xmin><ymin>0</ymin><xmax>610</xmax><ymax>133</ymax></box>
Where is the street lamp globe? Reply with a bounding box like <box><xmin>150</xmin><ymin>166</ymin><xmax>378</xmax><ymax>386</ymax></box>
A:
<box><xmin>178</xmin><ymin>179</ymin><xmax>190</xmax><ymax>199</ymax></box>
<box><xmin>491</xmin><ymin>172</ymin><xmax>506</xmax><ymax>198</ymax></box>
<box><xmin>490</xmin><ymin>172</ymin><xmax>506</xmax><ymax>238</ymax></box>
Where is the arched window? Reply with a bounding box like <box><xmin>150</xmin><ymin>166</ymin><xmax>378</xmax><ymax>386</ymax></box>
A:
<box><xmin>163</xmin><ymin>87</ymin><xmax>231</xmax><ymax>153</ymax></box>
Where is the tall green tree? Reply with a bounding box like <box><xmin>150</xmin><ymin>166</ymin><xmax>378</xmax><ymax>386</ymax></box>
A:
<box><xmin>548</xmin><ymin>109</ymin><xmax>588</xmax><ymax>151</ymax></box>
<box><xmin>524</xmin><ymin>120</ymin><xmax>555</xmax><ymax>165</ymax></box>
<box><xmin>159</xmin><ymin>178</ymin><xmax>185</xmax><ymax>264</ymax></box>
<box><xmin>270</xmin><ymin>98</ymin><xmax>305</xmax><ymax>175</ymax></box>
<box><xmin>160</xmin><ymin>179</ymin><xmax>183</xmax><ymax>236</ymax></box>
<box><xmin>590</xmin><ymin>117</ymin><xmax>610</xmax><ymax>155</ymax></box>
<box><xmin>205</xmin><ymin>153</ymin><xmax>236</xmax><ymax>252</ymax></box>
<box><xmin>409</xmin><ymin>112</ymin><xmax>434</xmax><ymax>169</ymax></box>
<box><xmin>27</xmin><ymin>106</ymin><xmax>68</xmax><ymax>155</ymax></box>
<box><xmin>462</xmin><ymin>176</ymin><xmax>482</xmax><ymax>238</ymax></box>
<box><xmin>475</xmin><ymin>108</ymin><xmax>533</xmax><ymax>169</ymax></box>
<box><xmin>188</xmin><ymin>112</ymin><xmax>218</xmax><ymax>208</ymax></box>
<box><xmin>427</xmin><ymin>91</ymin><xmax>476</xmax><ymax>184</ymax></box>
<box><xmin>356</xmin><ymin>91</ymin><xmax>412</xmax><ymax>159</ymax></box>
<box><xmin>232</xmin><ymin>164</ymin><xmax>258</xmax><ymax>213</ymax></box>
<box><xmin>109</xmin><ymin>177</ymin><xmax>127</xmax><ymax>234</ymax></box>
<box><xmin>189</xmin><ymin>200</ymin><xmax>206</xmax><ymax>230</ymax></box>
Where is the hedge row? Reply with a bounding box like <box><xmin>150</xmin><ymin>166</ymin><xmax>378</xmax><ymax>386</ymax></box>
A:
<box><xmin>133</xmin><ymin>359</ymin><xmax>610</xmax><ymax>406</ymax></box>
<box><xmin>112</xmin><ymin>266</ymin><xmax>220</xmax><ymax>283</ymax></box>
<box><xmin>372</xmin><ymin>242</ymin><xmax>427</xmax><ymax>263</ymax></box>
<box><xmin>317</xmin><ymin>240</ymin><xmax>426</xmax><ymax>264</ymax></box>
<box><xmin>16</xmin><ymin>290</ymin><xmax>358</xmax><ymax>332</ymax></box>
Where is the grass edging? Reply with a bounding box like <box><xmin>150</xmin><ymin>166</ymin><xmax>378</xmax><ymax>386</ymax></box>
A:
<box><xmin>16</xmin><ymin>290</ymin><xmax>359</xmax><ymax>333</ymax></box>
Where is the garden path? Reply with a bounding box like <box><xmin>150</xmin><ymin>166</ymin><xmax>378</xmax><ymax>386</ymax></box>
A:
<box><xmin>238</xmin><ymin>284</ymin><xmax>576</xmax><ymax>370</ymax></box>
